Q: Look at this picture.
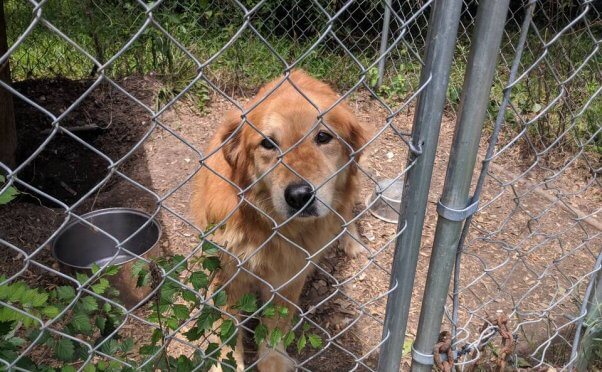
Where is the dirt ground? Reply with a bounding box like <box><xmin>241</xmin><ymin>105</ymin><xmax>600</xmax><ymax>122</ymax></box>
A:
<box><xmin>1</xmin><ymin>76</ymin><xmax>600</xmax><ymax>371</ymax></box>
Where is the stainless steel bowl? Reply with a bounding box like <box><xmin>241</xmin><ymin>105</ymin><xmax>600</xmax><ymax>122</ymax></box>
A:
<box><xmin>52</xmin><ymin>208</ymin><xmax>161</xmax><ymax>308</ymax></box>
<box><xmin>366</xmin><ymin>178</ymin><xmax>404</xmax><ymax>224</ymax></box>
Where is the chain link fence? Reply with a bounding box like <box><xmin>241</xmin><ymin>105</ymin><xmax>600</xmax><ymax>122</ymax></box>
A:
<box><xmin>0</xmin><ymin>0</ymin><xmax>600</xmax><ymax>371</ymax></box>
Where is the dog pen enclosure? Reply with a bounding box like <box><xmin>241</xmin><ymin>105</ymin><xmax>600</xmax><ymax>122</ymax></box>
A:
<box><xmin>1</xmin><ymin>0</ymin><xmax>601</xmax><ymax>371</ymax></box>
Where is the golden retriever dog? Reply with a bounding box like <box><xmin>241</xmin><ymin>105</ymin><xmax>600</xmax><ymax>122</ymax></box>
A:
<box><xmin>191</xmin><ymin>69</ymin><xmax>368</xmax><ymax>371</ymax></box>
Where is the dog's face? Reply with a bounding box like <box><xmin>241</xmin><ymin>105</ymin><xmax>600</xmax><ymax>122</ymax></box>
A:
<box><xmin>219</xmin><ymin>74</ymin><xmax>367</xmax><ymax>221</ymax></box>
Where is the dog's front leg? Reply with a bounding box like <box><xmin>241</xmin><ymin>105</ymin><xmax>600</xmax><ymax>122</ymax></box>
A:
<box><xmin>207</xmin><ymin>320</ymin><xmax>245</xmax><ymax>372</ymax></box>
<box><xmin>256</xmin><ymin>278</ymin><xmax>308</xmax><ymax>372</ymax></box>
<box><xmin>207</xmin><ymin>274</ymin><xmax>248</xmax><ymax>372</ymax></box>
<box><xmin>339</xmin><ymin>203</ymin><xmax>365</xmax><ymax>258</ymax></box>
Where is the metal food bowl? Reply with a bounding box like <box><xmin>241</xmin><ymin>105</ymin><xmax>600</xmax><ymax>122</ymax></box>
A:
<box><xmin>366</xmin><ymin>178</ymin><xmax>404</xmax><ymax>224</ymax></box>
<box><xmin>52</xmin><ymin>208</ymin><xmax>161</xmax><ymax>309</ymax></box>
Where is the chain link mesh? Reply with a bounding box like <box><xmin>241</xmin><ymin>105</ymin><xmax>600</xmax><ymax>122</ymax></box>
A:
<box><xmin>0</xmin><ymin>0</ymin><xmax>600</xmax><ymax>371</ymax></box>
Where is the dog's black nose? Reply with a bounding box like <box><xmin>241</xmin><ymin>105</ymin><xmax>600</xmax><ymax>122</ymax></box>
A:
<box><xmin>284</xmin><ymin>182</ymin><xmax>314</xmax><ymax>211</ymax></box>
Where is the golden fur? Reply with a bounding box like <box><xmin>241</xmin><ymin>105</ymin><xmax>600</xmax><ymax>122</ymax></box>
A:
<box><xmin>191</xmin><ymin>70</ymin><xmax>368</xmax><ymax>371</ymax></box>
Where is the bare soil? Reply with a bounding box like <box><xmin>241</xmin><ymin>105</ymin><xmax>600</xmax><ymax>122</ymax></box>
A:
<box><xmin>1</xmin><ymin>76</ymin><xmax>599</xmax><ymax>371</ymax></box>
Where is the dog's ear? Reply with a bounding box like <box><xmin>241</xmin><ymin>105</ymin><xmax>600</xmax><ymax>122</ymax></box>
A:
<box><xmin>219</xmin><ymin>110</ymin><xmax>246</xmax><ymax>169</ymax></box>
<box><xmin>332</xmin><ymin>105</ymin><xmax>369</xmax><ymax>160</ymax></box>
<box><xmin>348</xmin><ymin>115</ymin><xmax>369</xmax><ymax>160</ymax></box>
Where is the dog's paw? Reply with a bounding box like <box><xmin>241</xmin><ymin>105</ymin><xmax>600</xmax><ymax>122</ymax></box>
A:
<box><xmin>341</xmin><ymin>235</ymin><xmax>364</xmax><ymax>258</ymax></box>
<box><xmin>257</xmin><ymin>350</ymin><xmax>295</xmax><ymax>372</ymax></box>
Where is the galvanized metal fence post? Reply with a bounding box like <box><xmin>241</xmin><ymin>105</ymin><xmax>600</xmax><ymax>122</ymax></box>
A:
<box><xmin>571</xmin><ymin>251</ymin><xmax>602</xmax><ymax>370</ymax></box>
<box><xmin>376</xmin><ymin>0</ymin><xmax>464</xmax><ymax>370</ymax></box>
<box><xmin>450</xmin><ymin>0</ymin><xmax>536</xmax><ymax>344</ymax></box>
<box><xmin>410</xmin><ymin>0</ymin><xmax>511</xmax><ymax>370</ymax></box>
<box><xmin>376</xmin><ymin>0</ymin><xmax>392</xmax><ymax>88</ymax></box>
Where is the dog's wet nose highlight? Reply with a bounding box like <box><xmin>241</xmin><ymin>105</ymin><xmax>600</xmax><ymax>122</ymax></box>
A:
<box><xmin>284</xmin><ymin>182</ymin><xmax>315</xmax><ymax>211</ymax></box>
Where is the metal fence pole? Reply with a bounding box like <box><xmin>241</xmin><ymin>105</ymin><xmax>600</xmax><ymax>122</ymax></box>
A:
<box><xmin>376</xmin><ymin>0</ymin><xmax>464</xmax><ymax>370</ymax></box>
<box><xmin>571</xmin><ymin>250</ymin><xmax>602</xmax><ymax>370</ymax></box>
<box><xmin>450</xmin><ymin>0</ymin><xmax>536</xmax><ymax>344</ymax></box>
<box><xmin>376</xmin><ymin>0</ymin><xmax>392</xmax><ymax>88</ymax></box>
<box><xmin>410</xmin><ymin>0</ymin><xmax>511</xmax><ymax>370</ymax></box>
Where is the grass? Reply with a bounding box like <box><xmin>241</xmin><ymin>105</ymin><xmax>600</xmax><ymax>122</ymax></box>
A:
<box><xmin>5</xmin><ymin>0</ymin><xmax>601</xmax><ymax>155</ymax></box>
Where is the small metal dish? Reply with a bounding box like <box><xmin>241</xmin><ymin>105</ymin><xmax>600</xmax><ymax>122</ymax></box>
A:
<box><xmin>52</xmin><ymin>208</ymin><xmax>161</xmax><ymax>309</ymax></box>
<box><xmin>366</xmin><ymin>178</ymin><xmax>404</xmax><ymax>224</ymax></box>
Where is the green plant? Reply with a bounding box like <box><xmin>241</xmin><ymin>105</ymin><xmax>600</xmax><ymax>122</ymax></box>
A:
<box><xmin>132</xmin><ymin>233</ymin><xmax>324</xmax><ymax>371</ymax></box>
<box><xmin>0</xmin><ymin>265</ymin><xmax>132</xmax><ymax>371</ymax></box>
<box><xmin>0</xmin><ymin>176</ymin><xmax>19</xmax><ymax>205</ymax></box>
<box><xmin>576</xmin><ymin>296</ymin><xmax>602</xmax><ymax>370</ymax></box>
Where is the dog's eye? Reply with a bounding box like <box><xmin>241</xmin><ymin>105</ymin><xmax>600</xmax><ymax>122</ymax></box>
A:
<box><xmin>260</xmin><ymin>137</ymin><xmax>278</xmax><ymax>150</ymax></box>
<box><xmin>316</xmin><ymin>131</ymin><xmax>333</xmax><ymax>145</ymax></box>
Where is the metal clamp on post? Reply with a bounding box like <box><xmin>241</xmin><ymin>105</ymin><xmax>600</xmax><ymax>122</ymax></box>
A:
<box><xmin>411</xmin><ymin>344</ymin><xmax>458</xmax><ymax>365</ymax></box>
<box><xmin>437</xmin><ymin>197</ymin><xmax>479</xmax><ymax>222</ymax></box>
<box><xmin>412</xmin><ymin>344</ymin><xmax>434</xmax><ymax>366</ymax></box>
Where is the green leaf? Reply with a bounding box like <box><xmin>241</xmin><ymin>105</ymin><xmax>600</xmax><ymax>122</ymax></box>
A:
<box><xmin>8</xmin><ymin>336</ymin><xmax>26</xmax><ymax>347</ymax></box>
<box><xmin>197</xmin><ymin>307</ymin><xmax>219</xmax><ymax>332</ymax></box>
<box><xmin>139</xmin><ymin>345</ymin><xmax>160</xmax><ymax>355</ymax></box>
<box><xmin>202</xmin><ymin>240</ymin><xmax>219</xmax><ymax>256</ymax></box>
<box><xmin>104</xmin><ymin>266</ymin><xmax>120</xmax><ymax>276</ymax></box>
<box><xmin>235</xmin><ymin>294</ymin><xmax>257</xmax><ymax>313</ymax></box>
<box><xmin>277</xmin><ymin>306</ymin><xmax>289</xmax><ymax>318</ymax></box>
<box><xmin>61</xmin><ymin>366</ymin><xmax>77</xmax><ymax>372</ymax></box>
<box><xmin>202</xmin><ymin>256</ymin><xmax>220</xmax><ymax>271</ymax></box>
<box><xmin>308</xmin><ymin>333</ymin><xmax>322</xmax><ymax>349</ymax></box>
<box><xmin>0</xmin><ymin>184</ymin><xmax>19</xmax><ymax>205</ymax></box>
<box><xmin>223</xmin><ymin>351</ymin><xmax>237</xmax><ymax>372</ymax></box>
<box><xmin>213</xmin><ymin>291</ymin><xmax>227</xmax><ymax>307</ymax></box>
<box><xmin>41</xmin><ymin>306</ymin><xmax>60</xmax><ymax>319</ymax></box>
<box><xmin>181</xmin><ymin>290</ymin><xmax>198</xmax><ymax>304</ymax></box>
<box><xmin>100</xmin><ymin>339</ymin><xmax>119</xmax><ymax>355</ymax></box>
<box><xmin>190</xmin><ymin>271</ymin><xmax>208</xmax><ymax>291</ymax></box>
<box><xmin>205</xmin><ymin>342</ymin><xmax>220</xmax><ymax>360</ymax></box>
<box><xmin>131</xmin><ymin>260</ymin><xmax>147</xmax><ymax>278</ymax></box>
<box><xmin>95</xmin><ymin>316</ymin><xmax>106</xmax><ymax>332</ymax></box>
<box><xmin>120</xmin><ymin>338</ymin><xmax>134</xmax><ymax>353</ymax></box>
<box><xmin>56</xmin><ymin>286</ymin><xmax>76</xmax><ymax>301</ymax></box>
<box><xmin>23</xmin><ymin>289</ymin><xmax>48</xmax><ymax>308</ymax></box>
<box><xmin>175</xmin><ymin>355</ymin><xmax>194</xmax><ymax>372</ymax></box>
<box><xmin>269</xmin><ymin>328</ymin><xmax>282</xmax><ymax>348</ymax></box>
<box><xmin>183</xmin><ymin>326</ymin><xmax>203</xmax><ymax>341</ymax></box>
<box><xmin>151</xmin><ymin>328</ymin><xmax>163</xmax><ymax>344</ymax></box>
<box><xmin>296</xmin><ymin>333</ymin><xmax>306</xmax><ymax>352</ymax></box>
<box><xmin>220</xmin><ymin>319</ymin><xmax>236</xmax><ymax>346</ymax></box>
<box><xmin>102</xmin><ymin>302</ymin><xmax>112</xmax><ymax>313</ymax></box>
<box><xmin>283</xmin><ymin>330</ymin><xmax>295</xmax><ymax>347</ymax></box>
<box><xmin>302</xmin><ymin>322</ymin><xmax>310</xmax><ymax>332</ymax></box>
<box><xmin>91</xmin><ymin>263</ymin><xmax>101</xmax><ymax>275</ymax></box>
<box><xmin>54</xmin><ymin>338</ymin><xmax>75</xmax><ymax>361</ymax></box>
<box><xmin>82</xmin><ymin>363</ymin><xmax>96</xmax><ymax>372</ymax></box>
<box><xmin>262</xmin><ymin>305</ymin><xmax>276</xmax><ymax>318</ymax></box>
<box><xmin>7</xmin><ymin>283</ymin><xmax>26</xmax><ymax>303</ymax></box>
<box><xmin>254</xmin><ymin>323</ymin><xmax>268</xmax><ymax>345</ymax></box>
<box><xmin>76</xmin><ymin>272</ymin><xmax>89</xmax><ymax>285</ymax></box>
<box><xmin>92</xmin><ymin>278</ymin><xmax>110</xmax><ymax>295</ymax></box>
<box><xmin>78</xmin><ymin>296</ymin><xmax>98</xmax><ymax>313</ymax></box>
<box><xmin>70</xmin><ymin>313</ymin><xmax>92</xmax><ymax>334</ymax></box>
<box><xmin>165</xmin><ymin>317</ymin><xmax>179</xmax><ymax>330</ymax></box>
<box><xmin>172</xmin><ymin>304</ymin><xmax>189</xmax><ymax>321</ymax></box>
<box><xmin>131</xmin><ymin>260</ymin><xmax>150</xmax><ymax>287</ymax></box>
